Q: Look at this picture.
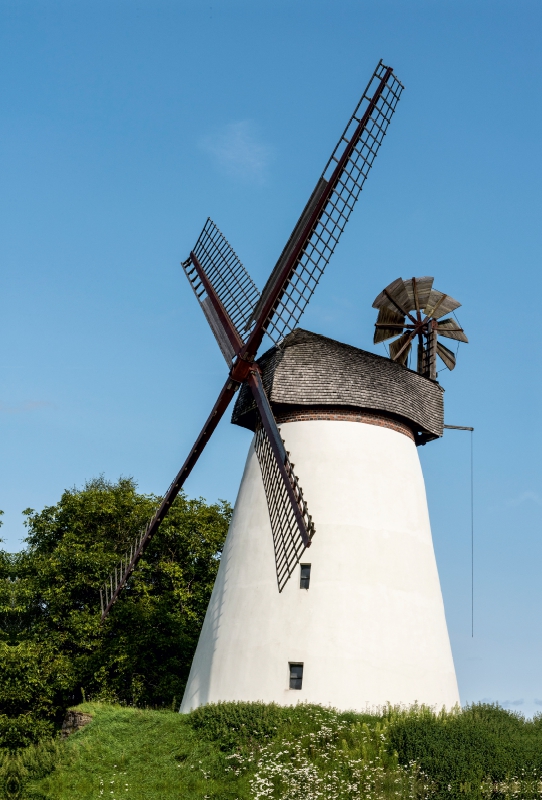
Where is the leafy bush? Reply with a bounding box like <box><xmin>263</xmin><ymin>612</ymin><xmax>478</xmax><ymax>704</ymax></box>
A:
<box><xmin>0</xmin><ymin>478</ymin><xmax>231</xmax><ymax>747</ymax></box>
<box><xmin>189</xmin><ymin>701</ymin><xmax>285</xmax><ymax>751</ymax></box>
<box><xmin>386</xmin><ymin>703</ymin><xmax>542</xmax><ymax>798</ymax></box>
<box><xmin>188</xmin><ymin>701</ymin><xmax>377</xmax><ymax>753</ymax></box>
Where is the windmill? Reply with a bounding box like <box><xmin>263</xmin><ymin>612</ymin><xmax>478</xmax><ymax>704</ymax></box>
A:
<box><xmin>373</xmin><ymin>276</ymin><xmax>468</xmax><ymax>378</ymax></box>
<box><xmin>100</xmin><ymin>59</ymin><xmax>404</xmax><ymax>618</ymax></box>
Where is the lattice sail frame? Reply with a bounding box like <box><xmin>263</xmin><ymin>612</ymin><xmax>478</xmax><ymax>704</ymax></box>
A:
<box><xmin>261</xmin><ymin>61</ymin><xmax>404</xmax><ymax>344</ymax></box>
<box><xmin>100</xmin><ymin>527</ymin><xmax>148</xmax><ymax>616</ymax></box>
<box><xmin>182</xmin><ymin>219</ymin><xmax>261</xmax><ymax>361</ymax></box>
<box><xmin>254</xmin><ymin>424</ymin><xmax>315</xmax><ymax>592</ymax></box>
<box><xmin>99</xmin><ymin>60</ymin><xmax>404</xmax><ymax>620</ymax></box>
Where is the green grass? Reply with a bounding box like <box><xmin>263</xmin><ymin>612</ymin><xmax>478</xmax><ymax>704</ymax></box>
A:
<box><xmin>10</xmin><ymin>701</ymin><xmax>542</xmax><ymax>799</ymax></box>
<box><xmin>19</xmin><ymin>701</ymin><xmax>418</xmax><ymax>800</ymax></box>
<box><xmin>24</xmin><ymin>702</ymin><xmax>243</xmax><ymax>800</ymax></box>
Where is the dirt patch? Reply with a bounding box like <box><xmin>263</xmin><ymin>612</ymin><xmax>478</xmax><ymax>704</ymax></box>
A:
<box><xmin>61</xmin><ymin>710</ymin><xmax>93</xmax><ymax>738</ymax></box>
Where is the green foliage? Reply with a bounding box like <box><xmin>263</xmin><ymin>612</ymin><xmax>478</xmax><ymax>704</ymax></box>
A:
<box><xmin>189</xmin><ymin>700</ymin><xmax>381</xmax><ymax>756</ymax></box>
<box><xmin>385</xmin><ymin>702</ymin><xmax>542</xmax><ymax>798</ymax></box>
<box><xmin>243</xmin><ymin>706</ymin><xmax>426</xmax><ymax>800</ymax></box>
<box><xmin>23</xmin><ymin>702</ymin><xmax>425</xmax><ymax>800</ymax></box>
<box><xmin>9</xmin><ymin>701</ymin><xmax>542</xmax><ymax>799</ymax></box>
<box><xmin>0</xmin><ymin>478</ymin><xmax>231</xmax><ymax>748</ymax></box>
<box><xmin>189</xmin><ymin>700</ymin><xmax>286</xmax><ymax>750</ymax></box>
<box><xmin>0</xmin><ymin>641</ymin><xmax>72</xmax><ymax>748</ymax></box>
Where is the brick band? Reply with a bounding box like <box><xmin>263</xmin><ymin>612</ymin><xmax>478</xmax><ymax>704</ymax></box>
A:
<box><xmin>274</xmin><ymin>407</ymin><xmax>415</xmax><ymax>441</ymax></box>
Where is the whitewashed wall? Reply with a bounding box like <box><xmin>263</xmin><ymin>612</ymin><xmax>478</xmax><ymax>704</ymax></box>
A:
<box><xmin>181</xmin><ymin>419</ymin><xmax>459</xmax><ymax>713</ymax></box>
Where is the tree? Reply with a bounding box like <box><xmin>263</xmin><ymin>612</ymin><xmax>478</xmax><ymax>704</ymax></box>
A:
<box><xmin>0</xmin><ymin>478</ymin><xmax>231</xmax><ymax>746</ymax></box>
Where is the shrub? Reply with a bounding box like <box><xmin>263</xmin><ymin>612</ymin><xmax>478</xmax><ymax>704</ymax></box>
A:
<box><xmin>386</xmin><ymin>703</ymin><xmax>542</xmax><ymax>798</ymax></box>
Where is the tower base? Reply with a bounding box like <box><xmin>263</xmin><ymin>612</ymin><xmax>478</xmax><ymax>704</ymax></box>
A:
<box><xmin>180</xmin><ymin>419</ymin><xmax>459</xmax><ymax>713</ymax></box>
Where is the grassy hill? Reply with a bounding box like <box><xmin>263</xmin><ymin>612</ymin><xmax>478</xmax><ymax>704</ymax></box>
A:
<box><xmin>22</xmin><ymin>702</ymin><xmax>241</xmax><ymax>800</ymax></box>
<box><xmin>10</xmin><ymin>701</ymin><xmax>542</xmax><ymax>799</ymax></box>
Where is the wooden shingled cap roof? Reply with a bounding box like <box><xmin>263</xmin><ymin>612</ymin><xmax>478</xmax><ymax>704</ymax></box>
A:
<box><xmin>232</xmin><ymin>329</ymin><xmax>444</xmax><ymax>444</ymax></box>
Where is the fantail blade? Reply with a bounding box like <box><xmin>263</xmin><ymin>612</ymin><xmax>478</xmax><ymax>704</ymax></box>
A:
<box><xmin>437</xmin><ymin>340</ymin><xmax>456</xmax><ymax>370</ymax></box>
<box><xmin>403</xmin><ymin>276</ymin><xmax>434</xmax><ymax>312</ymax></box>
<box><xmin>372</xmin><ymin>277</ymin><xmax>410</xmax><ymax>314</ymax></box>
<box><xmin>437</xmin><ymin>318</ymin><xmax>468</xmax><ymax>343</ymax></box>
<box><xmin>424</xmin><ymin>290</ymin><xmax>461</xmax><ymax>319</ymax></box>
<box><xmin>389</xmin><ymin>331</ymin><xmax>412</xmax><ymax>365</ymax></box>
<box><xmin>374</xmin><ymin>307</ymin><xmax>406</xmax><ymax>343</ymax></box>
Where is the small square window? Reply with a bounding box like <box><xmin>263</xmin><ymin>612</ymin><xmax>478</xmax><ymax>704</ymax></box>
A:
<box><xmin>289</xmin><ymin>663</ymin><xmax>303</xmax><ymax>690</ymax></box>
<box><xmin>300</xmin><ymin>564</ymin><xmax>311</xmax><ymax>590</ymax></box>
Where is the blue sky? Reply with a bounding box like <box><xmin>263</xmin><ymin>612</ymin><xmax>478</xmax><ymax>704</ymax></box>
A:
<box><xmin>1</xmin><ymin>0</ymin><xmax>541</xmax><ymax>715</ymax></box>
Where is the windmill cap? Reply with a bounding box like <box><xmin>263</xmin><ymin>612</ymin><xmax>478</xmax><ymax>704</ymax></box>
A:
<box><xmin>232</xmin><ymin>329</ymin><xmax>444</xmax><ymax>444</ymax></box>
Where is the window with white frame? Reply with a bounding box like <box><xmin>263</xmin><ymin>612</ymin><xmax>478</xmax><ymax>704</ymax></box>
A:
<box><xmin>300</xmin><ymin>563</ymin><xmax>311</xmax><ymax>589</ymax></box>
<box><xmin>289</xmin><ymin>663</ymin><xmax>303</xmax><ymax>690</ymax></box>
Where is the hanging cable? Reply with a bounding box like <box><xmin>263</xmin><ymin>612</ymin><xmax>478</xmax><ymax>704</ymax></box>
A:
<box><xmin>470</xmin><ymin>428</ymin><xmax>474</xmax><ymax>638</ymax></box>
<box><xmin>443</xmin><ymin>424</ymin><xmax>475</xmax><ymax>636</ymax></box>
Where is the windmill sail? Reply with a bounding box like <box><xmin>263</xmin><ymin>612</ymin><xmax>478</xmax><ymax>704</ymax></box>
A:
<box><xmin>183</xmin><ymin>219</ymin><xmax>261</xmax><ymax>361</ymax></box>
<box><xmin>253</xmin><ymin>424</ymin><xmax>314</xmax><ymax>592</ymax></box>
<box><xmin>250</xmin><ymin>60</ymin><xmax>403</xmax><ymax>345</ymax></box>
<box><xmin>403</xmin><ymin>277</ymin><xmax>434</xmax><ymax>313</ymax></box>
<box><xmin>100</xmin><ymin>61</ymin><xmax>403</xmax><ymax>620</ymax></box>
<box><xmin>100</xmin><ymin>376</ymin><xmax>239</xmax><ymax>620</ymax></box>
<box><xmin>246</xmin><ymin>368</ymin><xmax>315</xmax><ymax>582</ymax></box>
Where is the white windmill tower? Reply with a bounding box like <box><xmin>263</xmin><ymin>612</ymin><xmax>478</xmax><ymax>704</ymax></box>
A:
<box><xmin>180</xmin><ymin>311</ymin><xmax>466</xmax><ymax>712</ymax></box>
<box><xmin>100</xmin><ymin>61</ymin><xmax>463</xmax><ymax>712</ymax></box>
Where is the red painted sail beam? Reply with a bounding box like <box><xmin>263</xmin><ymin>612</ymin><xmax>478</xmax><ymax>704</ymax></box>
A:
<box><xmin>243</xmin><ymin>65</ymin><xmax>394</xmax><ymax>361</ymax></box>
<box><xmin>247</xmin><ymin>368</ymin><xmax>312</xmax><ymax>549</ymax></box>
<box><xmin>190</xmin><ymin>251</ymin><xmax>244</xmax><ymax>356</ymax></box>
<box><xmin>100</xmin><ymin>375</ymin><xmax>239</xmax><ymax>620</ymax></box>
